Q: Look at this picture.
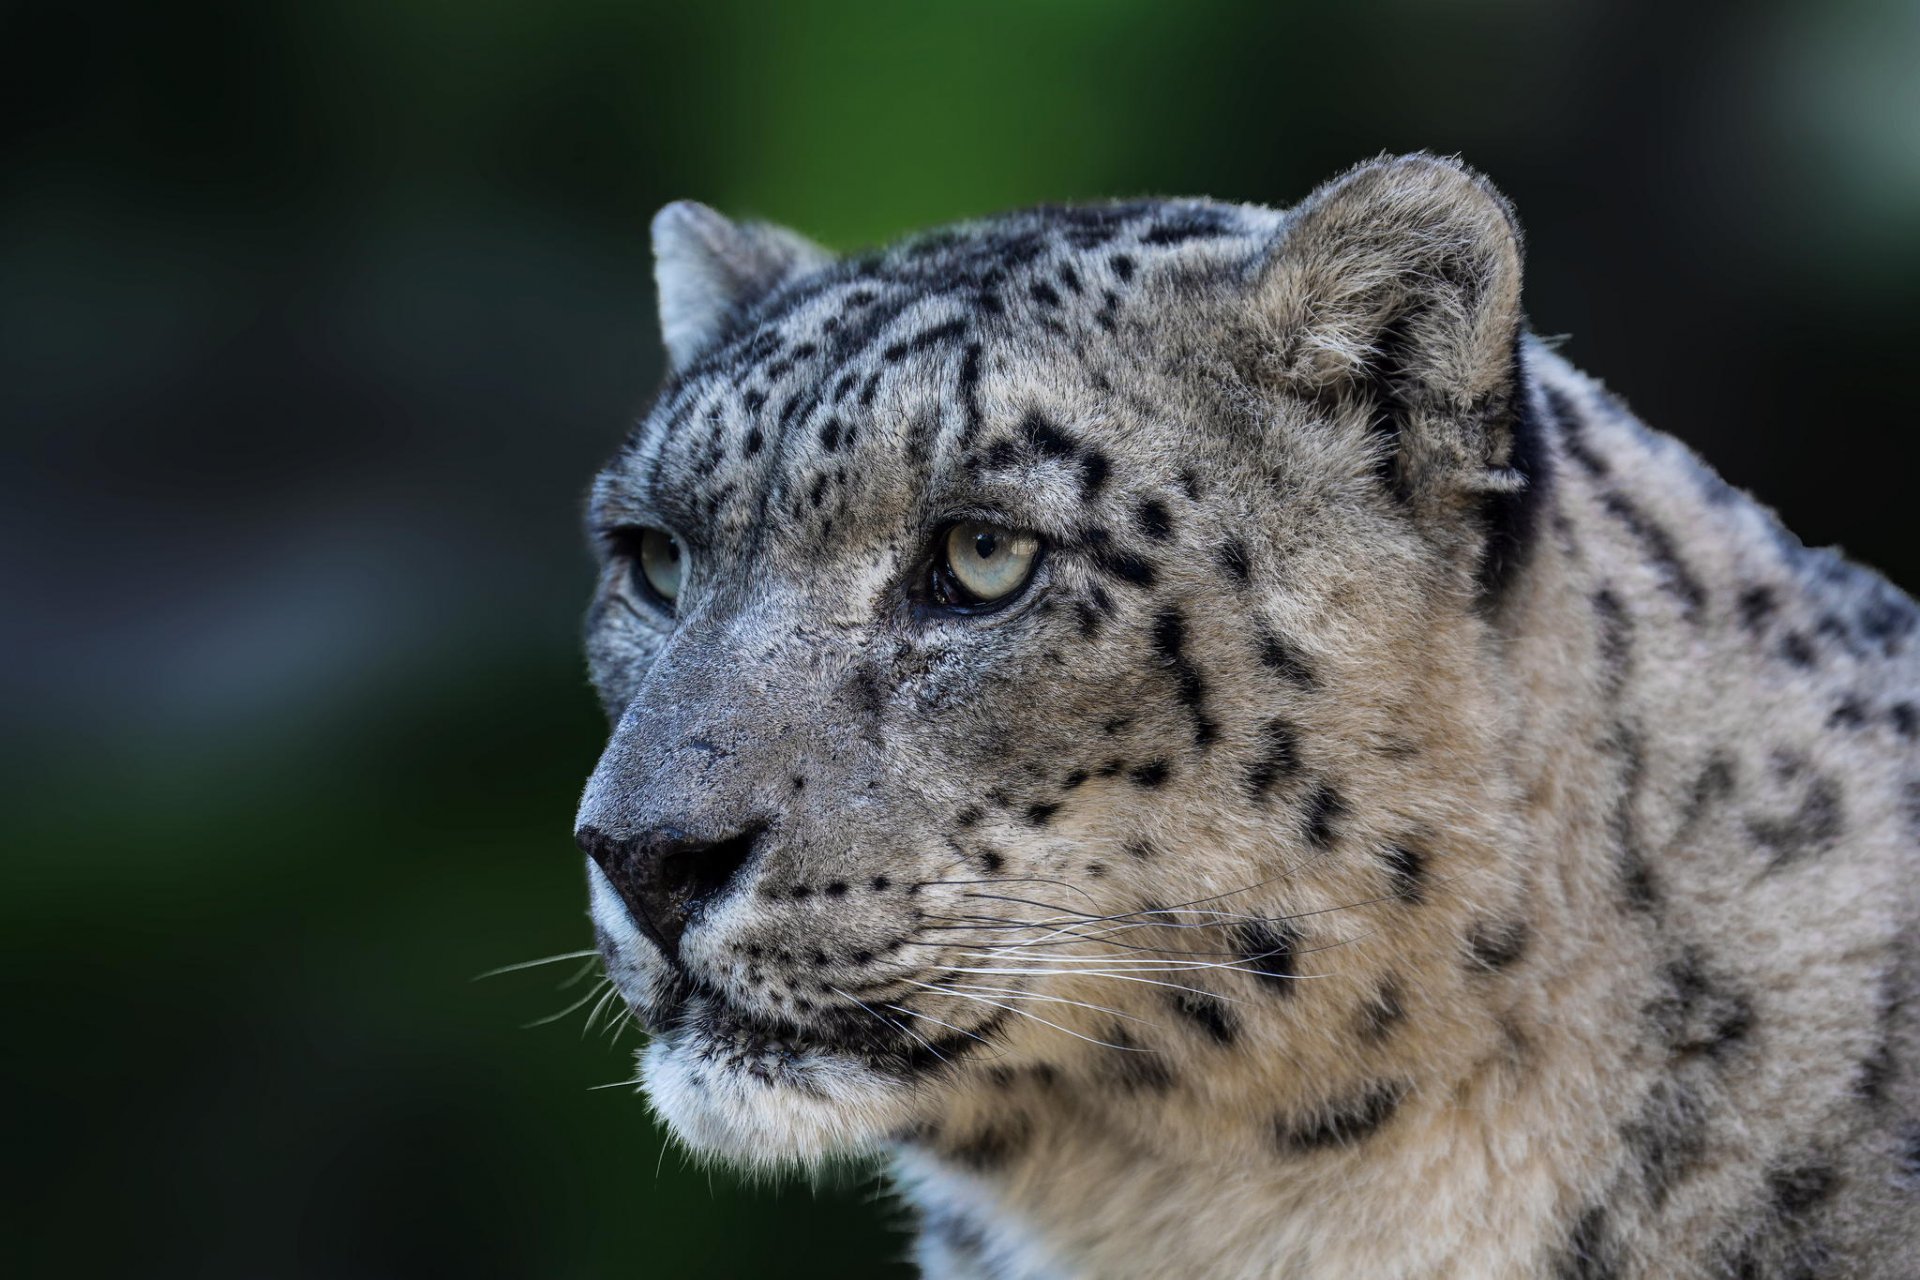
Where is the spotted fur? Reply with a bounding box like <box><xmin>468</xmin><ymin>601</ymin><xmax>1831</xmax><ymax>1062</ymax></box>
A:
<box><xmin>573</xmin><ymin>156</ymin><xmax>1919</xmax><ymax>1277</ymax></box>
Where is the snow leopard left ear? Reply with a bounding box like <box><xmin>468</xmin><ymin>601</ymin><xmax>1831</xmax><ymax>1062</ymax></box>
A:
<box><xmin>651</xmin><ymin>201</ymin><xmax>833</xmax><ymax>371</ymax></box>
<box><xmin>1252</xmin><ymin>153</ymin><xmax>1528</xmax><ymax>505</ymax></box>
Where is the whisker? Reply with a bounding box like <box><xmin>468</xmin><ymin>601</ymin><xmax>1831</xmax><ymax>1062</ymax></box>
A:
<box><xmin>881</xmin><ymin>1003</ymin><xmax>996</xmax><ymax>1050</ymax></box>
<box><xmin>905</xmin><ymin>982</ymin><xmax>1156</xmax><ymax>1053</ymax></box>
<box><xmin>521</xmin><ymin>978</ymin><xmax>611</xmax><ymax>1029</ymax></box>
<box><xmin>829</xmin><ymin>985</ymin><xmax>948</xmax><ymax>1065</ymax></box>
<box><xmin>473</xmin><ymin>949</ymin><xmax>601</xmax><ymax>981</ymax></box>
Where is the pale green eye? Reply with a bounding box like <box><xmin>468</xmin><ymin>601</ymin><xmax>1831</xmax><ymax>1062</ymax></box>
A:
<box><xmin>941</xmin><ymin>520</ymin><xmax>1040</xmax><ymax>605</ymax></box>
<box><xmin>636</xmin><ymin>528</ymin><xmax>686</xmax><ymax>605</ymax></box>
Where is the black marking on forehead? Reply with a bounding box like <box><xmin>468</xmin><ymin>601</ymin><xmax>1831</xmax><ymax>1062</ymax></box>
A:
<box><xmin>957</xmin><ymin>342</ymin><xmax>984</xmax><ymax>447</ymax></box>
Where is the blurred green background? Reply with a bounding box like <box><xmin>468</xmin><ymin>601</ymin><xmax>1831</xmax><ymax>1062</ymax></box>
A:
<box><xmin>5</xmin><ymin>1</ymin><xmax>1917</xmax><ymax>1276</ymax></box>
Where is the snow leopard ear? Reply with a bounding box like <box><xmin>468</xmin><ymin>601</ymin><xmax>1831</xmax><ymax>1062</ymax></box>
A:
<box><xmin>651</xmin><ymin>201</ymin><xmax>833</xmax><ymax>371</ymax></box>
<box><xmin>1253</xmin><ymin>154</ymin><xmax>1528</xmax><ymax>502</ymax></box>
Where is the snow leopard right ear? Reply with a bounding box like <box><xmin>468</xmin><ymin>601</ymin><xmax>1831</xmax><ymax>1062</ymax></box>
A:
<box><xmin>651</xmin><ymin>201</ymin><xmax>833</xmax><ymax>371</ymax></box>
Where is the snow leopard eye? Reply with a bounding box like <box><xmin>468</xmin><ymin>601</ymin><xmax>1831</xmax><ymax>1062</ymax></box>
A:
<box><xmin>933</xmin><ymin>520</ymin><xmax>1041</xmax><ymax>609</ymax></box>
<box><xmin>632</xmin><ymin>527</ymin><xmax>686</xmax><ymax>607</ymax></box>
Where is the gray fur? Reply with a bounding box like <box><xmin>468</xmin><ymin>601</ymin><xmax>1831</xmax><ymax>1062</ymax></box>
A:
<box><xmin>575</xmin><ymin>154</ymin><xmax>1919</xmax><ymax>1277</ymax></box>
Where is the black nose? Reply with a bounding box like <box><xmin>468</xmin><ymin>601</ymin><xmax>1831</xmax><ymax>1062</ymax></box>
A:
<box><xmin>575</xmin><ymin>823</ymin><xmax>763</xmax><ymax>959</ymax></box>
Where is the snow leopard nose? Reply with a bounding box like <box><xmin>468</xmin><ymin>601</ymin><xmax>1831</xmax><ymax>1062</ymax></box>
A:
<box><xmin>575</xmin><ymin>822</ymin><xmax>764</xmax><ymax>959</ymax></box>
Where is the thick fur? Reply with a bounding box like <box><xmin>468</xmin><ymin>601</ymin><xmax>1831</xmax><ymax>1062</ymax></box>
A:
<box><xmin>575</xmin><ymin>155</ymin><xmax>1920</xmax><ymax>1278</ymax></box>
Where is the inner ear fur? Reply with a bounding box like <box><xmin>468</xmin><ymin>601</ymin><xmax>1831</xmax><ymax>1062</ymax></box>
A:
<box><xmin>1253</xmin><ymin>153</ymin><xmax>1528</xmax><ymax>502</ymax></box>
<box><xmin>652</xmin><ymin>201</ymin><xmax>833</xmax><ymax>372</ymax></box>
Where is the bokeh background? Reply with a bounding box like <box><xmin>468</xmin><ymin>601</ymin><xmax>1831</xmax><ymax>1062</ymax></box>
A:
<box><xmin>6</xmin><ymin>1</ymin><xmax>1918</xmax><ymax>1275</ymax></box>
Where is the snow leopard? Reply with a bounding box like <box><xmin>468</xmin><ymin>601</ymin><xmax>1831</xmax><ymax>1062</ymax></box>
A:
<box><xmin>570</xmin><ymin>154</ymin><xmax>1919</xmax><ymax>1277</ymax></box>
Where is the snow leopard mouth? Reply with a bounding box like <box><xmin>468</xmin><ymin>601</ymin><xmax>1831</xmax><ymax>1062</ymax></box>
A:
<box><xmin>654</xmin><ymin>979</ymin><xmax>1007</xmax><ymax>1082</ymax></box>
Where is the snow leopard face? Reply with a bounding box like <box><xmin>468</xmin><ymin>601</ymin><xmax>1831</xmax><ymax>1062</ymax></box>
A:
<box><xmin>576</xmin><ymin>156</ymin><xmax>1537</xmax><ymax>1164</ymax></box>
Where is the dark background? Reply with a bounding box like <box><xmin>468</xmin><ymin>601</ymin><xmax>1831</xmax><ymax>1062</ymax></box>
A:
<box><xmin>6</xmin><ymin>1</ymin><xmax>1917</xmax><ymax>1276</ymax></box>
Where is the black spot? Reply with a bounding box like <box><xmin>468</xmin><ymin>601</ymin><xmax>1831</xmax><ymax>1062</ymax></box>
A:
<box><xmin>1246</xmin><ymin>718</ymin><xmax>1301</xmax><ymax>799</ymax></box>
<box><xmin>1102</xmin><ymin>1025</ymin><xmax>1173</xmax><ymax>1091</ymax></box>
<box><xmin>943</xmin><ymin>1117</ymin><xmax>1030</xmax><ymax>1171</ymax></box>
<box><xmin>1895</xmin><ymin>1121</ymin><xmax>1920</xmax><ymax>1182</ymax></box>
<box><xmin>1109</xmin><ymin>253</ymin><xmax>1135</xmax><ymax>282</ymax></box>
<box><xmin>1139</xmin><ymin>207</ymin><xmax>1235</xmax><ymax>245</ymax></box>
<box><xmin>1021</xmin><ymin>409</ymin><xmax>1076</xmax><ymax>459</ymax></box>
<box><xmin>1750</xmin><ymin>775</ymin><xmax>1844</xmax><ymax>871</ymax></box>
<box><xmin>1275</xmin><ymin>1081</ymin><xmax>1405</xmax><ymax>1152</ymax></box>
<box><xmin>1738</xmin><ymin>584</ymin><xmax>1777</xmax><ymax>633</ymax></box>
<box><xmin>1135</xmin><ymin>498</ymin><xmax>1173</xmax><ymax>541</ymax></box>
<box><xmin>1468</xmin><ymin>919</ymin><xmax>1530</xmax><ymax>973</ymax></box>
<box><xmin>1379</xmin><ymin>844</ymin><xmax>1426</xmax><ymax>903</ymax></box>
<box><xmin>818</xmin><ymin>418</ymin><xmax>842</xmax><ymax>452</ymax></box>
<box><xmin>1257</xmin><ymin>631</ymin><xmax>1316</xmax><ymax>686</ymax></box>
<box><xmin>1150</xmin><ymin>608</ymin><xmax>1216</xmax><ymax>746</ymax></box>
<box><xmin>1603</xmin><ymin>722</ymin><xmax>1658</xmax><ymax>912</ymax></box>
<box><xmin>1642</xmin><ymin>947</ymin><xmax>1753</xmax><ymax>1061</ymax></box>
<box><xmin>1057</xmin><ymin>263</ymin><xmax>1082</xmax><ymax>294</ymax></box>
<box><xmin>1623</xmin><ymin>1076</ymin><xmax>1709</xmax><ymax>1208</ymax></box>
<box><xmin>1124</xmin><ymin>839</ymin><xmax>1157</xmax><ymax>860</ymax></box>
<box><xmin>1593</xmin><ymin>588</ymin><xmax>1632</xmax><ymax>688</ymax></box>
<box><xmin>1553</xmin><ymin>1204</ymin><xmax>1621</xmax><ymax>1280</ymax></box>
<box><xmin>1780</xmin><ymin>630</ymin><xmax>1817</xmax><ymax>667</ymax></box>
<box><xmin>937</xmin><ymin>340</ymin><xmax>979</xmax><ymax>436</ymax></box>
<box><xmin>1129</xmin><ymin>760</ymin><xmax>1170</xmax><ymax>788</ymax></box>
<box><xmin>1090</xmin><ymin>545</ymin><xmax>1156</xmax><ymax>587</ymax></box>
<box><xmin>742</xmin><ymin>426</ymin><xmax>765</xmax><ymax>458</ymax></box>
<box><xmin>825</xmin><ymin>881</ymin><xmax>847</xmax><ymax>897</ymax></box>
<box><xmin>1030</xmin><ymin>280</ymin><xmax>1061</xmax><ymax>308</ymax></box>
<box><xmin>1062</xmin><ymin>769</ymin><xmax>1088</xmax><ymax>790</ymax></box>
<box><xmin>978</xmin><ymin>848</ymin><xmax>1004</xmax><ymax>873</ymax></box>
<box><xmin>1890</xmin><ymin>702</ymin><xmax>1918</xmax><ymax>738</ymax></box>
<box><xmin>1827</xmin><ymin>697</ymin><xmax>1868</xmax><ymax>730</ymax></box>
<box><xmin>1025</xmin><ymin>802</ymin><xmax>1060</xmax><ymax>827</ymax></box>
<box><xmin>1235</xmin><ymin>921</ymin><xmax>1301</xmax><ymax>990</ymax></box>
<box><xmin>1169</xmin><ymin>990</ymin><xmax>1237</xmax><ymax>1045</ymax></box>
<box><xmin>1768</xmin><ymin>1162</ymin><xmax>1838</xmax><ymax>1216</ymax></box>
<box><xmin>954</xmin><ymin>806</ymin><xmax>983</xmax><ymax>829</ymax></box>
<box><xmin>1547</xmin><ymin>384</ymin><xmax>1609</xmax><ymax>477</ymax></box>
<box><xmin>870</xmin><ymin>876</ymin><xmax>891</xmax><ymax>892</ymax></box>
<box><xmin>1356</xmin><ymin>980</ymin><xmax>1406</xmax><ymax>1042</ymax></box>
<box><xmin>1079</xmin><ymin>449</ymin><xmax>1111</xmax><ymax>498</ymax></box>
<box><xmin>883</xmin><ymin>317</ymin><xmax>968</xmax><ymax>363</ymax></box>
<box><xmin>1298</xmin><ymin>783</ymin><xmax>1344</xmax><ymax>848</ymax></box>
<box><xmin>1598</xmin><ymin>492</ymin><xmax>1707</xmax><ymax>621</ymax></box>
<box><xmin>1215</xmin><ymin>539</ymin><xmax>1251</xmax><ymax>585</ymax></box>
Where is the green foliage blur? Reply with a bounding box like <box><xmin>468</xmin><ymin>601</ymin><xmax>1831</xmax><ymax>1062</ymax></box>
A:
<box><xmin>5</xmin><ymin>1</ymin><xmax>1917</xmax><ymax>1276</ymax></box>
